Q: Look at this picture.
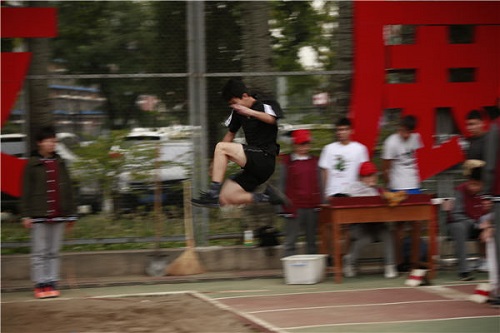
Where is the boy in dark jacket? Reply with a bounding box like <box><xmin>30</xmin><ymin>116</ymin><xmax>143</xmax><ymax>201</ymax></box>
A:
<box><xmin>449</xmin><ymin>165</ymin><xmax>487</xmax><ymax>281</ymax></box>
<box><xmin>483</xmin><ymin>105</ymin><xmax>500</xmax><ymax>307</ymax></box>
<box><xmin>464</xmin><ymin>109</ymin><xmax>487</xmax><ymax>160</ymax></box>
<box><xmin>20</xmin><ymin>126</ymin><xmax>77</xmax><ymax>299</ymax></box>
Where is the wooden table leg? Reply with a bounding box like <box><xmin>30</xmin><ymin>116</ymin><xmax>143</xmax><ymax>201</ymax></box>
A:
<box><xmin>334</xmin><ymin>221</ymin><xmax>342</xmax><ymax>283</ymax></box>
<box><xmin>428</xmin><ymin>205</ymin><xmax>438</xmax><ymax>279</ymax></box>
<box><xmin>394</xmin><ymin>222</ymin><xmax>404</xmax><ymax>266</ymax></box>
<box><xmin>318</xmin><ymin>209</ymin><xmax>327</xmax><ymax>255</ymax></box>
<box><xmin>410</xmin><ymin>221</ymin><xmax>422</xmax><ymax>269</ymax></box>
<box><xmin>319</xmin><ymin>208</ymin><xmax>334</xmax><ymax>279</ymax></box>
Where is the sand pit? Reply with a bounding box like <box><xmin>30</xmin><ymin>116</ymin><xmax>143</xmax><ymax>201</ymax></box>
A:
<box><xmin>1</xmin><ymin>293</ymin><xmax>261</xmax><ymax>333</ymax></box>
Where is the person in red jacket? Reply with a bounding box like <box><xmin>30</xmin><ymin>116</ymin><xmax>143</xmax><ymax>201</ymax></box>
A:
<box><xmin>280</xmin><ymin>129</ymin><xmax>322</xmax><ymax>257</ymax></box>
<box><xmin>482</xmin><ymin>105</ymin><xmax>500</xmax><ymax>307</ymax></box>
<box><xmin>449</xmin><ymin>166</ymin><xmax>488</xmax><ymax>281</ymax></box>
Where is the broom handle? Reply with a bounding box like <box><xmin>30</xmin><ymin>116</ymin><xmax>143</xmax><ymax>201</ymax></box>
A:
<box><xmin>154</xmin><ymin>143</ymin><xmax>163</xmax><ymax>250</ymax></box>
<box><xmin>183</xmin><ymin>180</ymin><xmax>195</xmax><ymax>248</ymax></box>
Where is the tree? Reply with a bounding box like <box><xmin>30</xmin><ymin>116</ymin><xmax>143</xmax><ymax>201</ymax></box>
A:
<box><xmin>27</xmin><ymin>1</ymin><xmax>53</xmax><ymax>151</ymax></box>
<box><xmin>204</xmin><ymin>2</ymin><xmax>244</xmax><ymax>151</ymax></box>
<box><xmin>330</xmin><ymin>0</ymin><xmax>353</xmax><ymax>120</ymax></box>
<box><xmin>241</xmin><ymin>1</ymin><xmax>273</xmax><ymax>94</ymax></box>
<box><xmin>149</xmin><ymin>1</ymin><xmax>187</xmax><ymax>121</ymax></box>
<box><xmin>69</xmin><ymin>130</ymin><xmax>128</xmax><ymax>214</ymax></box>
<box><xmin>52</xmin><ymin>1</ymin><xmax>157</xmax><ymax>129</ymax></box>
<box><xmin>270</xmin><ymin>1</ymin><xmax>338</xmax><ymax>120</ymax></box>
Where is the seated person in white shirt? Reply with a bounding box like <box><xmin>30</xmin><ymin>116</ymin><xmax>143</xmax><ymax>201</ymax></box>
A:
<box><xmin>342</xmin><ymin>161</ymin><xmax>398</xmax><ymax>278</ymax></box>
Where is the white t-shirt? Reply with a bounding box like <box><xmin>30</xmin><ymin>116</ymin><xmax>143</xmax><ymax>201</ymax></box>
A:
<box><xmin>346</xmin><ymin>181</ymin><xmax>379</xmax><ymax>197</ymax></box>
<box><xmin>382</xmin><ymin>132</ymin><xmax>423</xmax><ymax>190</ymax></box>
<box><xmin>319</xmin><ymin>141</ymin><xmax>369</xmax><ymax>196</ymax></box>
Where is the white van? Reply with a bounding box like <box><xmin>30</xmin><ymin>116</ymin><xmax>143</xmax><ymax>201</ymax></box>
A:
<box><xmin>0</xmin><ymin>132</ymin><xmax>79</xmax><ymax>161</ymax></box>
<box><xmin>115</xmin><ymin>127</ymin><xmax>194</xmax><ymax>212</ymax></box>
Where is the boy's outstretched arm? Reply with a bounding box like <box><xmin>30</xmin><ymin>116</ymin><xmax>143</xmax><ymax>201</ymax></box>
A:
<box><xmin>231</xmin><ymin>104</ymin><xmax>277</xmax><ymax>125</ymax></box>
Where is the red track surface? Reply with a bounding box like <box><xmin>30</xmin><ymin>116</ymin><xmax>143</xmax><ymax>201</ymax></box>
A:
<box><xmin>216</xmin><ymin>285</ymin><xmax>499</xmax><ymax>330</ymax></box>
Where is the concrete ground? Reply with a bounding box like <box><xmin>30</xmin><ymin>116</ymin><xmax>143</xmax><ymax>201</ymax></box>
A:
<box><xmin>2</xmin><ymin>268</ymin><xmax>498</xmax><ymax>333</ymax></box>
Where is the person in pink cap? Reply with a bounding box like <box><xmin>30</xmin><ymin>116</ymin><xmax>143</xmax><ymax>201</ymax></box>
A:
<box><xmin>279</xmin><ymin>129</ymin><xmax>322</xmax><ymax>257</ymax></box>
<box><xmin>343</xmin><ymin>161</ymin><xmax>398</xmax><ymax>278</ymax></box>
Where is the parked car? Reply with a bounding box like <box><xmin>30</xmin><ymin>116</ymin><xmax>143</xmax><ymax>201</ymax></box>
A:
<box><xmin>114</xmin><ymin>127</ymin><xmax>194</xmax><ymax>213</ymax></box>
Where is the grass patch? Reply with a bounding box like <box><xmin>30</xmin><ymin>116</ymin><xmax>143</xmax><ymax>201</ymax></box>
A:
<box><xmin>1</xmin><ymin>208</ymin><xmax>282</xmax><ymax>254</ymax></box>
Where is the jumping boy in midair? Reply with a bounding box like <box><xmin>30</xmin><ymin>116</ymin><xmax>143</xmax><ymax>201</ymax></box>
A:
<box><xmin>192</xmin><ymin>78</ymin><xmax>286</xmax><ymax>207</ymax></box>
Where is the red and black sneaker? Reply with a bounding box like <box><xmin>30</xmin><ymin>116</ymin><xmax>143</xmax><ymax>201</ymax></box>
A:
<box><xmin>44</xmin><ymin>282</ymin><xmax>60</xmax><ymax>298</ymax></box>
<box><xmin>34</xmin><ymin>284</ymin><xmax>48</xmax><ymax>299</ymax></box>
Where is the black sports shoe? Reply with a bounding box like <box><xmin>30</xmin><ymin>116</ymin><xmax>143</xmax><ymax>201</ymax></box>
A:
<box><xmin>490</xmin><ymin>297</ymin><xmax>500</xmax><ymax>308</ymax></box>
<box><xmin>264</xmin><ymin>184</ymin><xmax>290</xmax><ymax>206</ymax></box>
<box><xmin>458</xmin><ymin>272</ymin><xmax>474</xmax><ymax>281</ymax></box>
<box><xmin>191</xmin><ymin>191</ymin><xmax>220</xmax><ymax>208</ymax></box>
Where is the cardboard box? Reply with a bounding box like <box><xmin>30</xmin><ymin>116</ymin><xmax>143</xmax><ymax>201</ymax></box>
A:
<box><xmin>281</xmin><ymin>254</ymin><xmax>327</xmax><ymax>284</ymax></box>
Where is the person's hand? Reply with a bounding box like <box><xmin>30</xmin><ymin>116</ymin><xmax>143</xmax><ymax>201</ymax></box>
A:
<box><xmin>441</xmin><ymin>199</ymin><xmax>453</xmax><ymax>212</ymax></box>
<box><xmin>479</xmin><ymin>219</ymin><xmax>491</xmax><ymax>230</ymax></box>
<box><xmin>231</xmin><ymin>104</ymin><xmax>253</xmax><ymax>117</ymax></box>
<box><xmin>21</xmin><ymin>218</ymin><xmax>32</xmax><ymax>229</ymax></box>
<box><xmin>480</xmin><ymin>227</ymin><xmax>494</xmax><ymax>243</ymax></box>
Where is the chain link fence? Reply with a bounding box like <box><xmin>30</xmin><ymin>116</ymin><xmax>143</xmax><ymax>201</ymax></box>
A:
<box><xmin>1</xmin><ymin>1</ymin><xmax>463</xmax><ymax>252</ymax></box>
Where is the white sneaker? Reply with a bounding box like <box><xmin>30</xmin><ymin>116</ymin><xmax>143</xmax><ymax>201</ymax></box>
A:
<box><xmin>384</xmin><ymin>264</ymin><xmax>398</xmax><ymax>278</ymax></box>
<box><xmin>343</xmin><ymin>254</ymin><xmax>356</xmax><ymax>277</ymax></box>
<box><xmin>477</xmin><ymin>259</ymin><xmax>489</xmax><ymax>272</ymax></box>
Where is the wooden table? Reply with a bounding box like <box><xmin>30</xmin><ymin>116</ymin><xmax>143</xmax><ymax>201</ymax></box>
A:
<box><xmin>319</xmin><ymin>194</ymin><xmax>438</xmax><ymax>283</ymax></box>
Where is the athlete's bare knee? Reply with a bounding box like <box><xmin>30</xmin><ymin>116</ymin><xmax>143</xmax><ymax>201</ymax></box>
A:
<box><xmin>215</xmin><ymin>142</ymin><xmax>229</xmax><ymax>154</ymax></box>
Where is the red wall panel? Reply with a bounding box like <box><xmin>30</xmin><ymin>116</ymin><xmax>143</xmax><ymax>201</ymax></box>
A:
<box><xmin>350</xmin><ymin>1</ymin><xmax>500</xmax><ymax>180</ymax></box>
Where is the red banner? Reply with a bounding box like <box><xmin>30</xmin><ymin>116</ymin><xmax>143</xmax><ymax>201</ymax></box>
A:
<box><xmin>1</xmin><ymin>7</ymin><xmax>58</xmax><ymax>197</ymax></box>
<box><xmin>1</xmin><ymin>7</ymin><xmax>57</xmax><ymax>38</ymax></box>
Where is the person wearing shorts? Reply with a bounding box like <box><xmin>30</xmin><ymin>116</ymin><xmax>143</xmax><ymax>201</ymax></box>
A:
<box><xmin>192</xmin><ymin>78</ymin><xmax>286</xmax><ymax>207</ymax></box>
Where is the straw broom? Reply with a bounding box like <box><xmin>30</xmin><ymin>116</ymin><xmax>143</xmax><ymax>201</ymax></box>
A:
<box><xmin>146</xmin><ymin>143</ymin><xmax>168</xmax><ymax>277</ymax></box>
<box><xmin>165</xmin><ymin>180</ymin><xmax>205</xmax><ymax>275</ymax></box>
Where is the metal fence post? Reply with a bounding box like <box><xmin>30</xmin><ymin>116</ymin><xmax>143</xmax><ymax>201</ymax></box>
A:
<box><xmin>188</xmin><ymin>1</ymin><xmax>209</xmax><ymax>246</ymax></box>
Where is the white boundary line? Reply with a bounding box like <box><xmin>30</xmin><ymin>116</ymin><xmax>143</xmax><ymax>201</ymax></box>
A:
<box><xmin>191</xmin><ymin>291</ymin><xmax>287</xmax><ymax>333</ymax></box>
<box><xmin>247</xmin><ymin>299</ymin><xmax>459</xmax><ymax>314</ymax></box>
<box><xmin>285</xmin><ymin>315</ymin><xmax>500</xmax><ymax>330</ymax></box>
<box><xmin>212</xmin><ymin>283</ymin><xmax>481</xmax><ymax>301</ymax></box>
<box><xmin>1</xmin><ymin>290</ymin><xmax>193</xmax><ymax>304</ymax></box>
<box><xmin>213</xmin><ymin>286</ymin><xmax>410</xmax><ymax>300</ymax></box>
<box><xmin>420</xmin><ymin>285</ymin><xmax>472</xmax><ymax>300</ymax></box>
